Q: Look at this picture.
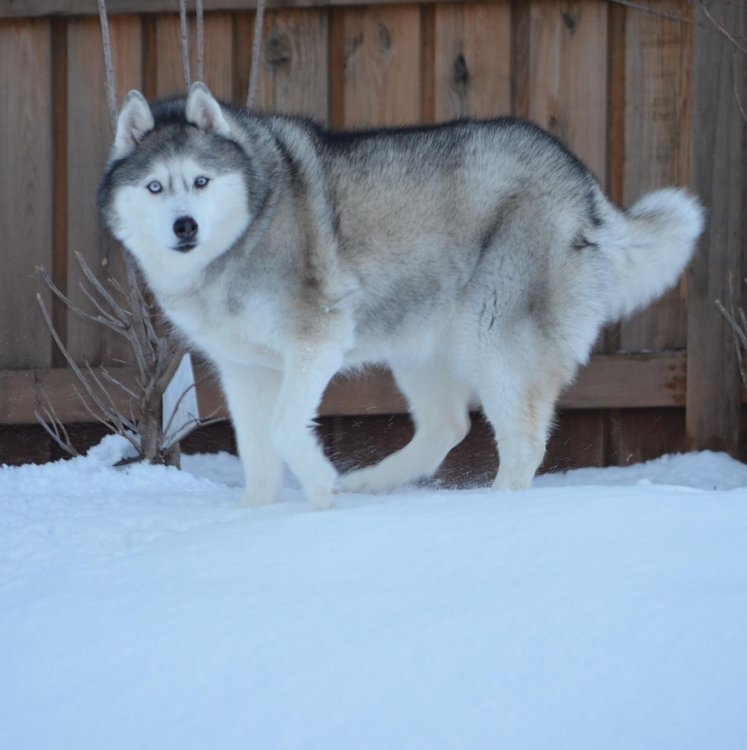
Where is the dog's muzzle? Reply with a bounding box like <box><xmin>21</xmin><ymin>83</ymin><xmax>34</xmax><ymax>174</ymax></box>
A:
<box><xmin>173</xmin><ymin>215</ymin><xmax>198</xmax><ymax>251</ymax></box>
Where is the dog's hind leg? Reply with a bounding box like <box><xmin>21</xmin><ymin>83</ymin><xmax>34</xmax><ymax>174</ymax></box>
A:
<box><xmin>338</xmin><ymin>362</ymin><xmax>471</xmax><ymax>494</ymax></box>
<box><xmin>477</xmin><ymin>360</ymin><xmax>566</xmax><ymax>491</ymax></box>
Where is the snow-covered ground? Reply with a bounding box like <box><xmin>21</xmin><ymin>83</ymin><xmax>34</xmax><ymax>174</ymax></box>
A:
<box><xmin>1</xmin><ymin>436</ymin><xmax>746</xmax><ymax>750</ymax></box>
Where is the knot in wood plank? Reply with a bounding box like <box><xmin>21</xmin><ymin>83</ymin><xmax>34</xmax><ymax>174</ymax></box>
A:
<box><xmin>266</xmin><ymin>31</ymin><xmax>290</xmax><ymax>67</ymax></box>
<box><xmin>376</xmin><ymin>23</ymin><xmax>392</xmax><ymax>53</ymax></box>
<box><xmin>453</xmin><ymin>52</ymin><xmax>470</xmax><ymax>90</ymax></box>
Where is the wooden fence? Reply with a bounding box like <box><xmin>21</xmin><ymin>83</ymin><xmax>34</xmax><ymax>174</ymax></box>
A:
<box><xmin>0</xmin><ymin>0</ymin><xmax>745</xmax><ymax>475</ymax></box>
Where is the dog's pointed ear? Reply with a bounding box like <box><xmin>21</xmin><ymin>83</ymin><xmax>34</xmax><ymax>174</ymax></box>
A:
<box><xmin>185</xmin><ymin>82</ymin><xmax>231</xmax><ymax>137</ymax></box>
<box><xmin>113</xmin><ymin>90</ymin><xmax>154</xmax><ymax>158</ymax></box>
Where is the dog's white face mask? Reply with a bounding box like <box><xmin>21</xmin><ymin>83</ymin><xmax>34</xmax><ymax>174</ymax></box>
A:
<box><xmin>106</xmin><ymin>85</ymin><xmax>251</xmax><ymax>286</ymax></box>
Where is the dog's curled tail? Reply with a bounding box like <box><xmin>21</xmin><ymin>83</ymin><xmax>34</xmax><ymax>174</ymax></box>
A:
<box><xmin>604</xmin><ymin>188</ymin><xmax>704</xmax><ymax>322</ymax></box>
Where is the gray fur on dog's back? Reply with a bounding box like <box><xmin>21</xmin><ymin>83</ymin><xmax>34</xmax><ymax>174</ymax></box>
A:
<box><xmin>100</xmin><ymin>84</ymin><xmax>703</xmax><ymax>507</ymax></box>
<box><xmin>259</xmin><ymin>115</ymin><xmax>614</xmax><ymax>370</ymax></box>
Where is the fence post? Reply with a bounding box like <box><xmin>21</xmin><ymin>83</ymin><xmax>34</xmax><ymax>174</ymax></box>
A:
<box><xmin>686</xmin><ymin>0</ymin><xmax>747</xmax><ymax>455</ymax></box>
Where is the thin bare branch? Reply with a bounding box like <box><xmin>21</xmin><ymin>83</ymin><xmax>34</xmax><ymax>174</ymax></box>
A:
<box><xmin>77</xmin><ymin>283</ymin><xmax>129</xmax><ymax>335</ymax></box>
<box><xmin>35</xmin><ymin>390</ymin><xmax>80</xmax><ymax>458</ymax></box>
<box><xmin>96</xmin><ymin>0</ymin><xmax>118</xmax><ymax>131</ymax></box>
<box><xmin>38</xmin><ymin>264</ymin><xmax>124</xmax><ymax>334</ymax></box>
<box><xmin>39</xmin><ymin>296</ymin><xmax>137</xmax><ymax>437</ymax></box>
<box><xmin>74</xmin><ymin>251</ymin><xmax>132</xmax><ymax>321</ymax></box>
<box><xmin>162</xmin><ymin>380</ymin><xmax>200</xmax><ymax>441</ymax></box>
<box><xmin>247</xmin><ymin>0</ymin><xmax>267</xmax><ymax>110</ymax></box>
<box><xmin>70</xmin><ymin>383</ymin><xmax>141</xmax><ymax>456</ymax></box>
<box><xmin>732</xmin><ymin>52</ymin><xmax>747</xmax><ymax>124</ymax></box>
<box><xmin>716</xmin><ymin>299</ymin><xmax>747</xmax><ymax>350</ymax></box>
<box><xmin>196</xmin><ymin>0</ymin><xmax>205</xmax><ymax>82</ymax></box>
<box><xmin>607</xmin><ymin>0</ymin><xmax>697</xmax><ymax>25</ymax></box>
<box><xmin>36</xmin><ymin>413</ymin><xmax>79</xmax><ymax>457</ymax></box>
<box><xmin>124</xmin><ymin>258</ymin><xmax>160</xmax><ymax>358</ymax></box>
<box><xmin>97</xmin><ymin>367</ymin><xmax>140</xmax><ymax>401</ymax></box>
<box><xmin>84</xmin><ymin>363</ymin><xmax>138</xmax><ymax>432</ymax></box>
<box><xmin>693</xmin><ymin>0</ymin><xmax>747</xmax><ymax>55</ymax></box>
<box><xmin>37</xmin><ymin>293</ymin><xmax>97</xmax><ymax>402</ymax></box>
<box><xmin>179</xmin><ymin>0</ymin><xmax>192</xmax><ymax>88</ymax></box>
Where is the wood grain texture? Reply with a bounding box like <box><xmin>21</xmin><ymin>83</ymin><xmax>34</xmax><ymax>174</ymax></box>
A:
<box><xmin>233</xmin><ymin>10</ymin><xmax>254</xmax><ymax>104</ymax></box>
<box><xmin>254</xmin><ymin>8</ymin><xmax>329</xmax><ymax>120</ymax></box>
<box><xmin>619</xmin><ymin>0</ymin><xmax>692</xmax><ymax>351</ymax></box>
<box><xmin>526</xmin><ymin>0</ymin><xmax>608</xmax><ymax>180</ymax></box>
<box><xmin>0</xmin><ymin>0</ymin><xmax>471</xmax><ymax>19</ymax></box>
<box><xmin>335</xmin><ymin>5</ymin><xmax>422</xmax><ymax>127</ymax></box>
<box><xmin>686</xmin><ymin>0</ymin><xmax>746</xmax><ymax>453</ymax></box>
<box><xmin>1</xmin><ymin>353</ymin><xmax>690</xmax><ymax>425</ymax></box>
<box><xmin>203</xmin><ymin>13</ymin><xmax>235</xmax><ymax>99</ymax></box>
<box><xmin>0</xmin><ymin>19</ymin><xmax>54</xmax><ymax>369</ymax></box>
<box><xmin>155</xmin><ymin>13</ymin><xmax>190</xmax><ymax>95</ymax></box>
<box><xmin>432</xmin><ymin>1</ymin><xmax>511</xmax><ymax>121</ymax></box>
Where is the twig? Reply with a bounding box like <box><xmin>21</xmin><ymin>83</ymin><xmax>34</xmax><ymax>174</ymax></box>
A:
<box><xmin>179</xmin><ymin>0</ymin><xmax>192</xmax><ymax>88</ymax></box>
<box><xmin>85</xmin><ymin>362</ymin><xmax>138</xmax><ymax>431</ymax></box>
<box><xmin>196</xmin><ymin>0</ymin><xmax>205</xmax><ymax>82</ymax></box>
<box><xmin>96</xmin><ymin>0</ymin><xmax>118</xmax><ymax>131</ymax></box>
<box><xmin>715</xmin><ymin>274</ymin><xmax>747</xmax><ymax>390</ymax></box>
<box><xmin>607</xmin><ymin>0</ymin><xmax>747</xmax><ymax>38</ymax></box>
<box><xmin>74</xmin><ymin>251</ymin><xmax>132</xmax><ymax>322</ymax></box>
<box><xmin>38</xmin><ymin>265</ymin><xmax>125</xmax><ymax>335</ymax></box>
<box><xmin>247</xmin><ymin>0</ymin><xmax>267</xmax><ymax>110</ymax></box>
<box><xmin>692</xmin><ymin>0</ymin><xmax>747</xmax><ymax>55</ymax></box>
<box><xmin>35</xmin><ymin>391</ymin><xmax>80</xmax><ymax>458</ymax></box>
<box><xmin>70</xmin><ymin>383</ymin><xmax>141</xmax><ymax>456</ymax></box>
<box><xmin>607</xmin><ymin>0</ymin><xmax>697</xmax><ymax>25</ymax></box>
<box><xmin>717</xmin><ymin>299</ymin><xmax>747</xmax><ymax>386</ymax></box>
<box><xmin>732</xmin><ymin>53</ymin><xmax>747</xmax><ymax>123</ymax></box>
<box><xmin>97</xmin><ymin>367</ymin><xmax>141</xmax><ymax>402</ymax></box>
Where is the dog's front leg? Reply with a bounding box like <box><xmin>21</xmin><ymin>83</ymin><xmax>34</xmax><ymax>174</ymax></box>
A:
<box><xmin>219</xmin><ymin>362</ymin><xmax>284</xmax><ymax>507</ymax></box>
<box><xmin>271</xmin><ymin>344</ymin><xmax>344</xmax><ymax>510</ymax></box>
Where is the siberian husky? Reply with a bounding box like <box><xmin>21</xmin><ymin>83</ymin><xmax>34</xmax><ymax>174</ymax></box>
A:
<box><xmin>99</xmin><ymin>82</ymin><xmax>703</xmax><ymax>508</ymax></box>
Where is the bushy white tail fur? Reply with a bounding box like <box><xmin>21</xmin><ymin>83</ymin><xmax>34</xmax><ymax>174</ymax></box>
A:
<box><xmin>604</xmin><ymin>188</ymin><xmax>704</xmax><ymax>322</ymax></box>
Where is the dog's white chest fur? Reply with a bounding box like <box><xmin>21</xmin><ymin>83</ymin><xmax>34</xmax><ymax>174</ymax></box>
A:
<box><xmin>165</xmin><ymin>293</ymin><xmax>284</xmax><ymax>370</ymax></box>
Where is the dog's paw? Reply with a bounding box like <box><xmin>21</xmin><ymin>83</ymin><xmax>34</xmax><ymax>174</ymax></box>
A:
<box><xmin>305</xmin><ymin>483</ymin><xmax>337</xmax><ymax>511</ymax></box>
<box><xmin>338</xmin><ymin>468</ymin><xmax>398</xmax><ymax>495</ymax></box>
<box><xmin>491</xmin><ymin>472</ymin><xmax>533</xmax><ymax>492</ymax></box>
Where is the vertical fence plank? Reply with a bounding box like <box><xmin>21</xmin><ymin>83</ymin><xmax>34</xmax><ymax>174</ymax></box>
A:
<box><xmin>687</xmin><ymin>0</ymin><xmax>746</xmax><ymax>454</ymax></box>
<box><xmin>333</xmin><ymin>5</ymin><xmax>422</xmax><ymax>127</ymax></box>
<box><xmin>154</xmin><ymin>12</ymin><xmax>235</xmax><ymax>98</ymax></box>
<box><xmin>0</xmin><ymin>20</ymin><xmax>54</xmax><ymax>370</ymax></box>
<box><xmin>432</xmin><ymin>1</ymin><xmax>511</xmax><ymax>121</ymax></box>
<box><xmin>522</xmin><ymin>0</ymin><xmax>609</xmax><ymax>463</ymax></box>
<box><xmin>202</xmin><ymin>12</ymin><xmax>234</xmax><ymax>100</ymax></box>
<box><xmin>255</xmin><ymin>9</ymin><xmax>329</xmax><ymax>121</ymax></box>
<box><xmin>619</xmin><ymin>0</ymin><xmax>692</xmax><ymax>351</ymax></box>
<box><xmin>156</xmin><ymin>14</ymin><xmax>188</xmax><ymax>95</ymax></box>
<box><xmin>66</xmin><ymin>16</ymin><xmax>142</xmax><ymax>366</ymax></box>
<box><xmin>233</xmin><ymin>11</ymin><xmax>252</xmax><ymax>106</ymax></box>
<box><xmin>526</xmin><ymin>0</ymin><xmax>608</xmax><ymax>179</ymax></box>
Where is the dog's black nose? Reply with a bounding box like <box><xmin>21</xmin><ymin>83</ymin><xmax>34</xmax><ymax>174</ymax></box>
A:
<box><xmin>173</xmin><ymin>216</ymin><xmax>198</xmax><ymax>242</ymax></box>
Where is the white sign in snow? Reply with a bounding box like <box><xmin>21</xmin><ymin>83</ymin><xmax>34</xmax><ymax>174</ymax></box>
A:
<box><xmin>162</xmin><ymin>352</ymin><xmax>200</xmax><ymax>450</ymax></box>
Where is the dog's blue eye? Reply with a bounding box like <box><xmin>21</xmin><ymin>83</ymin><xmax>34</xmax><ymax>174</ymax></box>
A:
<box><xmin>147</xmin><ymin>180</ymin><xmax>162</xmax><ymax>194</ymax></box>
<box><xmin>194</xmin><ymin>176</ymin><xmax>210</xmax><ymax>189</ymax></box>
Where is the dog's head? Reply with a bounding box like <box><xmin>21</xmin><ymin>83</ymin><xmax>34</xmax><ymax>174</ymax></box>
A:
<box><xmin>98</xmin><ymin>83</ymin><xmax>252</xmax><ymax>282</ymax></box>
